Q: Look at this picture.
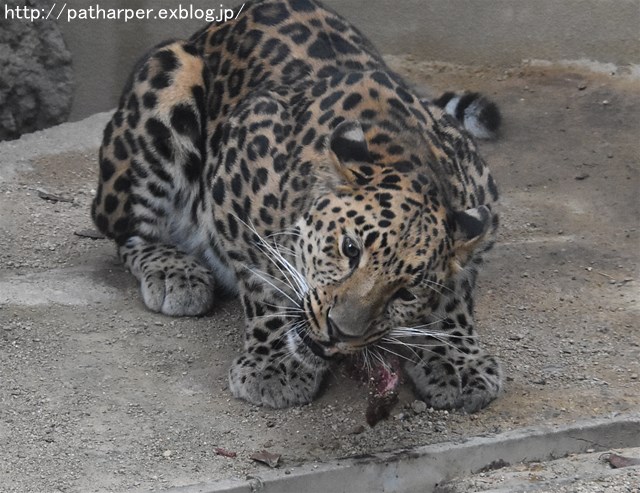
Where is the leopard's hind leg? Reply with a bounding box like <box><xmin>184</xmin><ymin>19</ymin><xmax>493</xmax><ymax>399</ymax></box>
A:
<box><xmin>92</xmin><ymin>40</ymin><xmax>230</xmax><ymax>316</ymax></box>
<box><xmin>117</xmin><ymin>237</ymin><xmax>216</xmax><ymax>316</ymax></box>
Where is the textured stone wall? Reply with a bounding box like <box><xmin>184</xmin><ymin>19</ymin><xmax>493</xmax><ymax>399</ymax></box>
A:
<box><xmin>0</xmin><ymin>1</ymin><xmax>74</xmax><ymax>141</ymax></box>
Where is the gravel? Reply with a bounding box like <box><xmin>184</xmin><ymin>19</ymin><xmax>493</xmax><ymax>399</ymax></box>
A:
<box><xmin>1</xmin><ymin>60</ymin><xmax>638</xmax><ymax>492</ymax></box>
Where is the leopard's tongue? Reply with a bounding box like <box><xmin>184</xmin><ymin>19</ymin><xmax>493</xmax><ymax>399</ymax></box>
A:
<box><xmin>366</xmin><ymin>355</ymin><xmax>402</xmax><ymax>427</ymax></box>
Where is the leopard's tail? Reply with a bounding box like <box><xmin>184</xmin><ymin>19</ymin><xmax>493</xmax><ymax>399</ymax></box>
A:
<box><xmin>432</xmin><ymin>92</ymin><xmax>501</xmax><ymax>140</ymax></box>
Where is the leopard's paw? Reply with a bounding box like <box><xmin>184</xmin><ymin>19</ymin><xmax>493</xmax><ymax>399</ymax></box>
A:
<box><xmin>228</xmin><ymin>352</ymin><xmax>326</xmax><ymax>408</ymax></box>
<box><xmin>459</xmin><ymin>354</ymin><xmax>503</xmax><ymax>413</ymax></box>
<box><xmin>405</xmin><ymin>357</ymin><xmax>464</xmax><ymax>411</ymax></box>
<box><xmin>405</xmin><ymin>353</ymin><xmax>502</xmax><ymax>413</ymax></box>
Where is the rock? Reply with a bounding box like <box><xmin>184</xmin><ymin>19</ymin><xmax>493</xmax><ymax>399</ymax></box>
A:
<box><xmin>250</xmin><ymin>450</ymin><xmax>281</xmax><ymax>468</ymax></box>
<box><xmin>411</xmin><ymin>400</ymin><xmax>427</xmax><ymax>414</ymax></box>
<box><xmin>348</xmin><ymin>425</ymin><xmax>365</xmax><ymax>435</ymax></box>
<box><xmin>0</xmin><ymin>0</ymin><xmax>74</xmax><ymax>141</ymax></box>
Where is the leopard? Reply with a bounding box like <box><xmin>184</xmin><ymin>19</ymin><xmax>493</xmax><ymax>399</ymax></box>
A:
<box><xmin>91</xmin><ymin>0</ymin><xmax>504</xmax><ymax>412</ymax></box>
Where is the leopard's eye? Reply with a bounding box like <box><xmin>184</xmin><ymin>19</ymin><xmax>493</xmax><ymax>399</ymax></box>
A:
<box><xmin>393</xmin><ymin>288</ymin><xmax>417</xmax><ymax>302</ymax></box>
<box><xmin>341</xmin><ymin>236</ymin><xmax>360</xmax><ymax>261</ymax></box>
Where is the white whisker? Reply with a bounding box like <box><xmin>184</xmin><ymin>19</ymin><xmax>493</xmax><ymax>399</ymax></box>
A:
<box><xmin>253</xmin><ymin>242</ymin><xmax>305</xmax><ymax>300</ymax></box>
<box><xmin>381</xmin><ymin>336</ymin><xmax>425</xmax><ymax>363</ymax></box>
<box><xmin>391</xmin><ymin>327</ymin><xmax>477</xmax><ymax>341</ymax></box>
<box><xmin>375</xmin><ymin>344</ymin><xmax>414</xmax><ymax>364</ymax></box>
<box><xmin>265</xmin><ymin>228</ymin><xmax>302</xmax><ymax>240</ymax></box>
<box><xmin>231</xmin><ymin>214</ymin><xmax>311</xmax><ymax>314</ymax></box>
<box><xmin>251</xmin><ymin>311</ymin><xmax>304</xmax><ymax>321</ymax></box>
<box><xmin>246</xmin><ymin>267</ymin><xmax>299</xmax><ymax>306</ymax></box>
<box><xmin>385</xmin><ymin>333</ymin><xmax>458</xmax><ymax>352</ymax></box>
<box><xmin>253</xmin><ymin>230</ymin><xmax>308</xmax><ymax>299</ymax></box>
<box><xmin>262</xmin><ymin>301</ymin><xmax>304</xmax><ymax>313</ymax></box>
<box><xmin>370</xmin><ymin>348</ymin><xmax>392</xmax><ymax>372</ymax></box>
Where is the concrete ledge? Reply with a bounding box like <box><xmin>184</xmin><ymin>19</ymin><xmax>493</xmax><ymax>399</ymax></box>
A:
<box><xmin>0</xmin><ymin>111</ymin><xmax>111</xmax><ymax>181</ymax></box>
<box><xmin>166</xmin><ymin>415</ymin><xmax>640</xmax><ymax>493</ymax></box>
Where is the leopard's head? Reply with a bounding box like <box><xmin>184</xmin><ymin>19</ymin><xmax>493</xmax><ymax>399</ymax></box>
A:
<box><xmin>291</xmin><ymin>120</ymin><xmax>494</xmax><ymax>358</ymax></box>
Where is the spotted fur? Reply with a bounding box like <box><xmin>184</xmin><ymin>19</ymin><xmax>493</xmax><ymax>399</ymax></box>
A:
<box><xmin>92</xmin><ymin>0</ymin><xmax>503</xmax><ymax>411</ymax></box>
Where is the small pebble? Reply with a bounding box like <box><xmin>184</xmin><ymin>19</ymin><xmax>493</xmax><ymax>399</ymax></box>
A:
<box><xmin>411</xmin><ymin>400</ymin><xmax>427</xmax><ymax>414</ymax></box>
<box><xmin>348</xmin><ymin>425</ymin><xmax>365</xmax><ymax>435</ymax></box>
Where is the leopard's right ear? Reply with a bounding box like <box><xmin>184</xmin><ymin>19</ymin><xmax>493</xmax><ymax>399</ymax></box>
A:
<box><xmin>320</xmin><ymin>120</ymin><xmax>371</xmax><ymax>189</ymax></box>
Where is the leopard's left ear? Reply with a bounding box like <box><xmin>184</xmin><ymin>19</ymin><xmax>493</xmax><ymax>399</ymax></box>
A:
<box><xmin>451</xmin><ymin>205</ymin><xmax>496</xmax><ymax>272</ymax></box>
<box><xmin>330</xmin><ymin>120</ymin><xmax>370</xmax><ymax>163</ymax></box>
<box><xmin>327</xmin><ymin>120</ymin><xmax>371</xmax><ymax>185</ymax></box>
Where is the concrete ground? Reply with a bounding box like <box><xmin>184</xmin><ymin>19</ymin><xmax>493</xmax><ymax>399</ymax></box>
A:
<box><xmin>0</xmin><ymin>60</ymin><xmax>638</xmax><ymax>492</ymax></box>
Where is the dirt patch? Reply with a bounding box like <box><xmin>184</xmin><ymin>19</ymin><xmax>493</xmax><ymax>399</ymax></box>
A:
<box><xmin>1</xmin><ymin>60</ymin><xmax>638</xmax><ymax>492</ymax></box>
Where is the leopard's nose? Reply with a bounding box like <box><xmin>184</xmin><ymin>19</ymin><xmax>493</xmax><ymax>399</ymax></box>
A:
<box><xmin>327</xmin><ymin>309</ymin><xmax>360</xmax><ymax>341</ymax></box>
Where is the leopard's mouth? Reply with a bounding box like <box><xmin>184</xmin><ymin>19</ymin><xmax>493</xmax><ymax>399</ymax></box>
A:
<box><xmin>295</xmin><ymin>323</ymin><xmax>367</xmax><ymax>360</ymax></box>
<box><xmin>294</xmin><ymin>324</ymin><xmax>334</xmax><ymax>359</ymax></box>
<box><xmin>295</xmin><ymin>322</ymin><xmax>380</xmax><ymax>360</ymax></box>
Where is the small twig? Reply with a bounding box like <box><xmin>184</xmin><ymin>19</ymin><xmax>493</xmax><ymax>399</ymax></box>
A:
<box><xmin>34</xmin><ymin>188</ymin><xmax>74</xmax><ymax>203</ymax></box>
<box><xmin>581</xmin><ymin>266</ymin><xmax>616</xmax><ymax>281</ymax></box>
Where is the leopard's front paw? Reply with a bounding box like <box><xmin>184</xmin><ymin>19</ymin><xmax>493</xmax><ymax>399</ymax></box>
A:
<box><xmin>405</xmin><ymin>353</ymin><xmax>503</xmax><ymax>413</ymax></box>
<box><xmin>458</xmin><ymin>354</ymin><xmax>503</xmax><ymax>412</ymax></box>
<box><xmin>228</xmin><ymin>352</ymin><xmax>326</xmax><ymax>408</ymax></box>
